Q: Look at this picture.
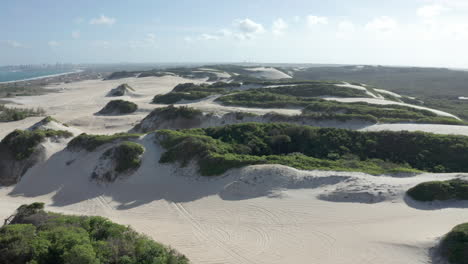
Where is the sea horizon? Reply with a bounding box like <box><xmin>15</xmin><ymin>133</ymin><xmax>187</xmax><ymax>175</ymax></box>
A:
<box><xmin>0</xmin><ymin>69</ymin><xmax>80</xmax><ymax>84</ymax></box>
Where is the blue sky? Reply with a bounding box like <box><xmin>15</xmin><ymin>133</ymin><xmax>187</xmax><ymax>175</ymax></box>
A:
<box><xmin>1</xmin><ymin>0</ymin><xmax>468</xmax><ymax>67</ymax></box>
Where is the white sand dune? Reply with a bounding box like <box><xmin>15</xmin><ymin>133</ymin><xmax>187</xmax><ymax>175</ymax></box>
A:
<box><xmin>1</xmin><ymin>75</ymin><xmax>468</xmax><ymax>263</ymax></box>
<box><xmin>0</xmin><ymin>135</ymin><xmax>467</xmax><ymax>264</ymax></box>
<box><xmin>335</xmin><ymin>82</ymin><xmax>380</xmax><ymax>98</ymax></box>
<box><xmin>245</xmin><ymin>67</ymin><xmax>292</xmax><ymax>80</ymax></box>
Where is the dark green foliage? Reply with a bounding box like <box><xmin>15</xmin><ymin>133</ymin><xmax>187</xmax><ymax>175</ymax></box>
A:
<box><xmin>216</xmin><ymin>84</ymin><xmax>372</xmax><ymax>108</ymax></box>
<box><xmin>105</xmin><ymin>141</ymin><xmax>144</xmax><ymax>173</ymax></box>
<box><xmin>1</xmin><ymin>129</ymin><xmax>73</xmax><ymax>160</ymax></box>
<box><xmin>0</xmin><ymin>105</ymin><xmax>45</xmax><ymax>122</ymax></box>
<box><xmin>158</xmin><ymin>123</ymin><xmax>457</xmax><ymax>176</ymax></box>
<box><xmin>407</xmin><ymin>179</ymin><xmax>468</xmax><ymax>201</ymax></box>
<box><xmin>440</xmin><ymin>223</ymin><xmax>468</xmax><ymax>264</ymax></box>
<box><xmin>152</xmin><ymin>105</ymin><xmax>202</xmax><ymax>120</ymax></box>
<box><xmin>0</xmin><ymin>204</ymin><xmax>188</xmax><ymax>264</ymax></box>
<box><xmin>98</xmin><ymin>100</ymin><xmax>138</xmax><ymax>115</ymax></box>
<box><xmin>152</xmin><ymin>82</ymin><xmax>237</xmax><ymax>104</ymax></box>
<box><xmin>105</xmin><ymin>71</ymin><xmax>138</xmax><ymax>80</ymax></box>
<box><xmin>303</xmin><ymin>100</ymin><xmax>466</xmax><ymax>125</ymax></box>
<box><xmin>67</xmin><ymin>133</ymin><xmax>142</xmax><ymax>152</ymax></box>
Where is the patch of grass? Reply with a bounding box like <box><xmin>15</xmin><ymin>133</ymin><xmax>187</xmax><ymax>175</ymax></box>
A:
<box><xmin>157</xmin><ymin>123</ymin><xmax>465</xmax><ymax>176</ymax></box>
<box><xmin>153</xmin><ymin>105</ymin><xmax>203</xmax><ymax>120</ymax></box>
<box><xmin>0</xmin><ymin>105</ymin><xmax>45</xmax><ymax>122</ymax></box>
<box><xmin>0</xmin><ymin>203</ymin><xmax>189</xmax><ymax>264</ymax></box>
<box><xmin>407</xmin><ymin>179</ymin><xmax>468</xmax><ymax>201</ymax></box>
<box><xmin>440</xmin><ymin>223</ymin><xmax>468</xmax><ymax>264</ymax></box>
<box><xmin>98</xmin><ymin>100</ymin><xmax>138</xmax><ymax>115</ymax></box>
<box><xmin>1</xmin><ymin>129</ymin><xmax>73</xmax><ymax>160</ymax></box>
<box><xmin>106</xmin><ymin>141</ymin><xmax>145</xmax><ymax>173</ymax></box>
<box><xmin>67</xmin><ymin>133</ymin><xmax>142</xmax><ymax>152</ymax></box>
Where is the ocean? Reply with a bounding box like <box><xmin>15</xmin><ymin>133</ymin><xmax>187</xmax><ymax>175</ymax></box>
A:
<box><xmin>0</xmin><ymin>69</ymin><xmax>76</xmax><ymax>83</ymax></box>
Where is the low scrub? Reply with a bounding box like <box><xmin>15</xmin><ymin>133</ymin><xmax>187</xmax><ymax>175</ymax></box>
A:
<box><xmin>67</xmin><ymin>133</ymin><xmax>142</xmax><ymax>152</ymax></box>
<box><xmin>0</xmin><ymin>203</ymin><xmax>188</xmax><ymax>264</ymax></box>
<box><xmin>107</xmin><ymin>141</ymin><xmax>145</xmax><ymax>173</ymax></box>
<box><xmin>98</xmin><ymin>100</ymin><xmax>138</xmax><ymax>115</ymax></box>
<box><xmin>152</xmin><ymin>82</ymin><xmax>238</xmax><ymax>104</ymax></box>
<box><xmin>303</xmin><ymin>100</ymin><xmax>465</xmax><ymax>125</ymax></box>
<box><xmin>1</xmin><ymin>129</ymin><xmax>73</xmax><ymax>160</ymax></box>
<box><xmin>0</xmin><ymin>105</ymin><xmax>45</xmax><ymax>122</ymax></box>
<box><xmin>407</xmin><ymin>179</ymin><xmax>468</xmax><ymax>201</ymax></box>
<box><xmin>440</xmin><ymin>223</ymin><xmax>468</xmax><ymax>264</ymax></box>
<box><xmin>157</xmin><ymin>123</ymin><xmax>466</xmax><ymax>176</ymax></box>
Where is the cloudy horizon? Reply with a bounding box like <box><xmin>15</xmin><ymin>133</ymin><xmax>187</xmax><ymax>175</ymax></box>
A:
<box><xmin>1</xmin><ymin>0</ymin><xmax>468</xmax><ymax>68</ymax></box>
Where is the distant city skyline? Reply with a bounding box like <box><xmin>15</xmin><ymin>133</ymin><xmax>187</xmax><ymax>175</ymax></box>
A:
<box><xmin>2</xmin><ymin>0</ymin><xmax>468</xmax><ymax>68</ymax></box>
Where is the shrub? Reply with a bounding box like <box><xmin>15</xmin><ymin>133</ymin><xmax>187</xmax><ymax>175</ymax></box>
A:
<box><xmin>407</xmin><ymin>179</ymin><xmax>468</xmax><ymax>201</ymax></box>
<box><xmin>440</xmin><ymin>223</ymin><xmax>468</xmax><ymax>264</ymax></box>
<box><xmin>107</xmin><ymin>141</ymin><xmax>145</xmax><ymax>173</ymax></box>
<box><xmin>1</xmin><ymin>129</ymin><xmax>73</xmax><ymax>160</ymax></box>
<box><xmin>0</xmin><ymin>204</ymin><xmax>189</xmax><ymax>264</ymax></box>
<box><xmin>98</xmin><ymin>100</ymin><xmax>138</xmax><ymax>115</ymax></box>
<box><xmin>157</xmin><ymin>123</ymin><xmax>454</xmax><ymax>176</ymax></box>
<box><xmin>0</xmin><ymin>105</ymin><xmax>45</xmax><ymax>122</ymax></box>
<box><xmin>67</xmin><ymin>133</ymin><xmax>142</xmax><ymax>152</ymax></box>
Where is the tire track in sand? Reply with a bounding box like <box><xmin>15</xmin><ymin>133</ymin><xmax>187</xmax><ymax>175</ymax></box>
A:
<box><xmin>171</xmin><ymin>202</ymin><xmax>257</xmax><ymax>264</ymax></box>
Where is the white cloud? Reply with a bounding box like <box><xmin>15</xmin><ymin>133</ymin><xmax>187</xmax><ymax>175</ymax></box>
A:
<box><xmin>48</xmin><ymin>41</ymin><xmax>60</xmax><ymax>47</ymax></box>
<box><xmin>89</xmin><ymin>15</ymin><xmax>116</xmax><ymax>25</ymax></box>
<box><xmin>294</xmin><ymin>16</ymin><xmax>301</xmax><ymax>23</ymax></box>
<box><xmin>72</xmin><ymin>31</ymin><xmax>80</xmax><ymax>39</ymax></box>
<box><xmin>200</xmin><ymin>33</ymin><xmax>220</xmax><ymax>40</ymax></box>
<box><xmin>146</xmin><ymin>33</ymin><xmax>156</xmax><ymax>43</ymax></box>
<box><xmin>365</xmin><ymin>16</ymin><xmax>398</xmax><ymax>32</ymax></box>
<box><xmin>272</xmin><ymin>18</ymin><xmax>288</xmax><ymax>36</ymax></box>
<box><xmin>184</xmin><ymin>36</ymin><xmax>193</xmax><ymax>43</ymax></box>
<box><xmin>236</xmin><ymin>18</ymin><xmax>265</xmax><ymax>34</ymax></box>
<box><xmin>3</xmin><ymin>40</ymin><xmax>24</xmax><ymax>48</ymax></box>
<box><xmin>417</xmin><ymin>4</ymin><xmax>449</xmax><ymax>18</ymax></box>
<box><xmin>307</xmin><ymin>15</ymin><xmax>328</xmax><ymax>26</ymax></box>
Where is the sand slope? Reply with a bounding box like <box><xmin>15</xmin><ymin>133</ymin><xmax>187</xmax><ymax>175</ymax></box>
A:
<box><xmin>0</xmin><ymin>133</ymin><xmax>466</xmax><ymax>263</ymax></box>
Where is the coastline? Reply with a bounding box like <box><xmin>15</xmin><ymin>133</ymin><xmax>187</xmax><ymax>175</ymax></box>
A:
<box><xmin>0</xmin><ymin>69</ymin><xmax>84</xmax><ymax>84</ymax></box>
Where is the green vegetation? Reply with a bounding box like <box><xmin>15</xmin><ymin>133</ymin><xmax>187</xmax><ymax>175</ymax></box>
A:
<box><xmin>407</xmin><ymin>179</ymin><xmax>468</xmax><ymax>202</ymax></box>
<box><xmin>108</xmin><ymin>83</ymin><xmax>135</xmax><ymax>96</ymax></box>
<box><xmin>303</xmin><ymin>100</ymin><xmax>466</xmax><ymax>125</ymax></box>
<box><xmin>152</xmin><ymin>105</ymin><xmax>202</xmax><ymax>120</ymax></box>
<box><xmin>105</xmin><ymin>71</ymin><xmax>138</xmax><ymax>80</ymax></box>
<box><xmin>105</xmin><ymin>141</ymin><xmax>145</xmax><ymax>173</ymax></box>
<box><xmin>440</xmin><ymin>223</ymin><xmax>468</xmax><ymax>264</ymax></box>
<box><xmin>0</xmin><ymin>105</ymin><xmax>45</xmax><ymax>122</ymax></box>
<box><xmin>157</xmin><ymin>122</ymin><xmax>468</xmax><ymax>176</ymax></box>
<box><xmin>152</xmin><ymin>82</ymin><xmax>240</xmax><ymax>104</ymax></box>
<box><xmin>1</xmin><ymin>129</ymin><xmax>73</xmax><ymax>160</ymax></box>
<box><xmin>67</xmin><ymin>133</ymin><xmax>142</xmax><ymax>152</ymax></box>
<box><xmin>0</xmin><ymin>203</ymin><xmax>188</xmax><ymax>264</ymax></box>
<box><xmin>98</xmin><ymin>100</ymin><xmax>138</xmax><ymax>115</ymax></box>
<box><xmin>216</xmin><ymin>84</ymin><xmax>372</xmax><ymax>108</ymax></box>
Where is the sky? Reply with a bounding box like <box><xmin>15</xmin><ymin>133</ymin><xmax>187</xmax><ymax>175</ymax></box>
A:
<box><xmin>1</xmin><ymin>0</ymin><xmax>468</xmax><ymax>67</ymax></box>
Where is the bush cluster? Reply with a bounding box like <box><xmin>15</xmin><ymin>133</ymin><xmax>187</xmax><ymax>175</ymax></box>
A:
<box><xmin>154</xmin><ymin>122</ymin><xmax>468</xmax><ymax>176</ymax></box>
<box><xmin>98</xmin><ymin>100</ymin><xmax>138</xmax><ymax>115</ymax></box>
<box><xmin>0</xmin><ymin>105</ymin><xmax>45</xmax><ymax>122</ymax></box>
<box><xmin>440</xmin><ymin>223</ymin><xmax>468</xmax><ymax>264</ymax></box>
<box><xmin>1</xmin><ymin>129</ymin><xmax>73</xmax><ymax>160</ymax></box>
<box><xmin>106</xmin><ymin>141</ymin><xmax>145</xmax><ymax>173</ymax></box>
<box><xmin>0</xmin><ymin>203</ymin><xmax>188</xmax><ymax>264</ymax></box>
<box><xmin>152</xmin><ymin>82</ymin><xmax>238</xmax><ymax>104</ymax></box>
<box><xmin>67</xmin><ymin>133</ymin><xmax>142</xmax><ymax>152</ymax></box>
<box><xmin>407</xmin><ymin>179</ymin><xmax>468</xmax><ymax>201</ymax></box>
